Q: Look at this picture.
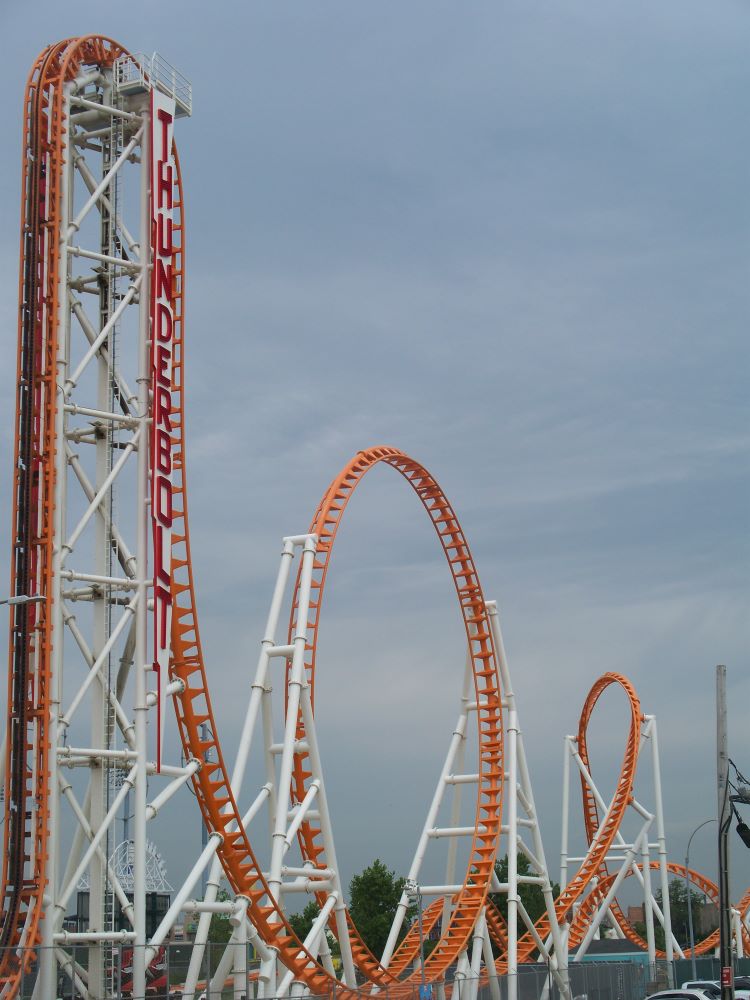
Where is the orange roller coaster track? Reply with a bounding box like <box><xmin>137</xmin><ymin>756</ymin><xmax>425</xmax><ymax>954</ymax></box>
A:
<box><xmin>171</xmin><ymin>447</ymin><xmax>504</xmax><ymax>995</ymax></box>
<box><xmin>1</xmin><ymin>36</ymin><xmax>127</xmax><ymax>992</ymax></box>
<box><xmin>2</xmin><ymin>34</ymin><xmax>749</xmax><ymax>1000</ymax></box>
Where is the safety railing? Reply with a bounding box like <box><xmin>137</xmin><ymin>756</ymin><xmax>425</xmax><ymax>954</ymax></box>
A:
<box><xmin>113</xmin><ymin>53</ymin><xmax>192</xmax><ymax>117</ymax></box>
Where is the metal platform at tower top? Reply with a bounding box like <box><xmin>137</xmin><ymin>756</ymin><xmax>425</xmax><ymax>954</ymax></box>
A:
<box><xmin>114</xmin><ymin>51</ymin><xmax>192</xmax><ymax>116</ymax></box>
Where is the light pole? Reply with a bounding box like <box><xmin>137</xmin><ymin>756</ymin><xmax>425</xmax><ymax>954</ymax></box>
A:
<box><xmin>685</xmin><ymin>819</ymin><xmax>716</xmax><ymax>980</ymax></box>
<box><xmin>405</xmin><ymin>879</ymin><xmax>426</xmax><ymax>995</ymax></box>
<box><xmin>717</xmin><ymin>665</ymin><xmax>733</xmax><ymax>1000</ymax></box>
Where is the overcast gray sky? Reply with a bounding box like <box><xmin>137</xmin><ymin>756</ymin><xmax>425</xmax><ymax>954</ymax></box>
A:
<box><xmin>1</xmin><ymin>1</ymin><xmax>748</xmax><ymax>906</ymax></box>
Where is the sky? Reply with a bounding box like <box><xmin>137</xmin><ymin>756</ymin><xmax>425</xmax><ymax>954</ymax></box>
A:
<box><xmin>0</xmin><ymin>0</ymin><xmax>748</xmax><ymax>914</ymax></box>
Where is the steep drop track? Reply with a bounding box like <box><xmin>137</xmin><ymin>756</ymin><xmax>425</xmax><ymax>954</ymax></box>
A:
<box><xmin>1</xmin><ymin>36</ymin><xmax>126</xmax><ymax>993</ymax></box>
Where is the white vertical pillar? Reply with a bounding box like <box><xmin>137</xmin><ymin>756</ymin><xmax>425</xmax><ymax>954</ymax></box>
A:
<box><xmin>297</xmin><ymin>676</ymin><xmax>357</xmax><ymax>986</ymax></box>
<box><xmin>488</xmin><ymin>601</ymin><xmax>568</xmax><ymax>995</ymax></box>
<box><xmin>380</xmin><ymin>655</ymin><xmax>472</xmax><ymax>970</ymax></box>
<box><xmin>131</xmin><ymin>97</ymin><xmax>151</xmax><ymax>1000</ymax></box>
<box><xmin>185</xmin><ymin>541</ymin><xmax>296</xmax><ymax>1000</ymax></box>
<box><xmin>441</xmin><ymin>654</ymin><xmax>472</xmax><ymax>942</ymax></box>
<box><xmin>38</xmin><ymin>78</ymin><xmax>74</xmax><ymax>1000</ymax></box>
<box><xmin>466</xmin><ymin>910</ymin><xmax>486</xmax><ymax>1000</ymax></box>
<box><xmin>560</xmin><ymin>736</ymin><xmax>571</xmax><ymax>890</ymax></box>
<box><xmin>648</xmin><ymin>717</ymin><xmax>674</xmax><ymax>977</ymax></box>
<box><xmin>233</xmin><ymin>898</ymin><xmax>249</xmax><ymax>999</ymax></box>
<box><xmin>640</xmin><ymin>840</ymin><xmax>656</xmax><ymax>969</ymax></box>
<box><xmin>267</xmin><ymin>539</ymin><xmax>316</xmax><ymax>899</ymax></box>
<box><xmin>507</xmin><ymin>708</ymin><xmax>519</xmax><ymax>1000</ymax></box>
<box><xmin>482</xmin><ymin>917</ymin><xmax>502</xmax><ymax>1000</ymax></box>
<box><xmin>733</xmin><ymin>909</ymin><xmax>744</xmax><ymax>959</ymax></box>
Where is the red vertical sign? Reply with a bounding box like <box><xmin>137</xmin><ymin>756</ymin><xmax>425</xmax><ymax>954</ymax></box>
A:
<box><xmin>150</xmin><ymin>88</ymin><xmax>176</xmax><ymax>771</ymax></box>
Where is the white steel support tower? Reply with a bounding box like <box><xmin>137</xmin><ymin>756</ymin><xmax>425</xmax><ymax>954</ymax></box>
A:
<box><xmin>22</xmin><ymin>48</ymin><xmax>192</xmax><ymax>1000</ymax></box>
<box><xmin>485</xmin><ymin>602</ymin><xmax>569</xmax><ymax>1000</ymax></box>
<box><xmin>559</xmin><ymin>686</ymin><xmax>678</xmax><ymax>979</ymax></box>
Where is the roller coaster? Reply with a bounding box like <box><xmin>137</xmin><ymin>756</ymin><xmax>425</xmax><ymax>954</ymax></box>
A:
<box><xmin>1</xmin><ymin>35</ymin><xmax>748</xmax><ymax>1000</ymax></box>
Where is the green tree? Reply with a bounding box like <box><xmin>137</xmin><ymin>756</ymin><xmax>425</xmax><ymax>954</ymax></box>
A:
<box><xmin>289</xmin><ymin>900</ymin><xmax>322</xmax><ymax>943</ymax></box>
<box><xmin>634</xmin><ymin>880</ymin><xmax>716</xmax><ymax>951</ymax></box>
<box><xmin>349</xmin><ymin>859</ymin><xmax>407</xmax><ymax>959</ymax></box>
<box><xmin>489</xmin><ymin>854</ymin><xmax>560</xmax><ymax>925</ymax></box>
<box><xmin>208</xmin><ymin>888</ymin><xmax>233</xmax><ymax>945</ymax></box>
<box><xmin>288</xmin><ymin>900</ymin><xmax>339</xmax><ymax>956</ymax></box>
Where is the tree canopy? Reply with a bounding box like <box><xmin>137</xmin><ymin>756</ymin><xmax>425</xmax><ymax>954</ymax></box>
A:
<box><xmin>634</xmin><ymin>879</ymin><xmax>716</xmax><ymax>950</ymax></box>
<box><xmin>349</xmin><ymin>859</ymin><xmax>407</xmax><ymax>959</ymax></box>
<box><xmin>207</xmin><ymin>888</ymin><xmax>233</xmax><ymax>945</ymax></box>
<box><xmin>288</xmin><ymin>900</ymin><xmax>323</xmax><ymax>944</ymax></box>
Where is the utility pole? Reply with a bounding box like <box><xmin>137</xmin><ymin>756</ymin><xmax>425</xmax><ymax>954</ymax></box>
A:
<box><xmin>686</xmin><ymin>819</ymin><xmax>717</xmax><ymax>980</ymax></box>
<box><xmin>717</xmin><ymin>665</ymin><xmax>734</xmax><ymax>1000</ymax></box>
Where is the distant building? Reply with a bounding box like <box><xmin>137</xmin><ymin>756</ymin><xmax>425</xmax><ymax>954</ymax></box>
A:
<box><xmin>697</xmin><ymin>902</ymin><xmax>719</xmax><ymax>934</ymax></box>
<box><xmin>626</xmin><ymin>902</ymin><xmax>718</xmax><ymax>937</ymax></box>
<box><xmin>575</xmin><ymin>937</ymin><xmax>648</xmax><ymax>966</ymax></box>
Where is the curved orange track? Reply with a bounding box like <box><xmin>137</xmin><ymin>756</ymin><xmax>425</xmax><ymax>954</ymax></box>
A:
<box><xmin>285</xmin><ymin>448</ymin><xmax>505</xmax><ymax>981</ymax></box>
<box><xmin>488</xmin><ymin>673</ymin><xmax>643</xmax><ymax>971</ymax></box>
<box><xmin>172</xmin><ymin>446</ymin><xmax>504</xmax><ymax>992</ymax></box>
<box><xmin>571</xmin><ymin>680</ymin><xmax>750</xmax><ymax>959</ymax></box>
<box><xmin>571</xmin><ymin>861</ymin><xmax>750</xmax><ymax>957</ymax></box>
<box><xmin>489</xmin><ymin>674</ymin><xmax>750</xmax><ymax>968</ymax></box>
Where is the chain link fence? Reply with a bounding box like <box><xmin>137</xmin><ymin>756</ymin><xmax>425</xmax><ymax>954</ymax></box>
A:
<box><xmin>3</xmin><ymin>946</ymin><xmax>750</xmax><ymax>1000</ymax></box>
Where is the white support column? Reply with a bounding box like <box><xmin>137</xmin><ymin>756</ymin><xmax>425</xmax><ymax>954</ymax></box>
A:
<box><xmin>276</xmin><ymin>893</ymin><xmax>339</xmax><ymax>998</ymax></box>
<box><xmin>58</xmin><ymin>784</ymin><xmax>92</xmax><ymax>912</ymax></box>
<box><xmin>440</xmin><ymin>654</ymin><xmax>473</xmax><ymax>948</ymax></box>
<box><xmin>466</xmin><ymin>910</ymin><xmax>486</xmax><ymax>1000</ymax></box>
<box><xmin>232</xmin><ymin>898</ymin><xmax>250</xmax><ymax>1000</ymax></box>
<box><xmin>482</xmin><ymin>916</ymin><xmax>502</xmax><ymax>1000</ymax></box>
<box><xmin>733</xmin><ymin>909</ymin><xmax>744</xmax><ymax>959</ymax></box>
<box><xmin>380</xmin><ymin>656</ymin><xmax>474</xmax><ymax>970</ymax></box>
<box><xmin>487</xmin><ymin>600</ymin><xmax>569</xmax><ymax>996</ymax></box>
<box><xmin>38</xmin><ymin>77</ymin><xmax>74</xmax><ymax>1000</ymax></box>
<box><xmin>560</xmin><ymin>735</ymin><xmax>572</xmax><ymax>890</ymax></box>
<box><xmin>267</xmin><ymin>538</ymin><xmax>317</xmax><ymax>905</ymax></box>
<box><xmin>507</xmin><ymin>708</ymin><xmax>519</xmax><ymax>1000</ymax></box>
<box><xmin>641</xmin><ymin>836</ymin><xmax>657</xmax><ymax>968</ymax></box>
<box><xmin>570</xmin><ymin>744</ymin><xmax>670</xmax><ymax>947</ymax></box>
<box><xmin>184</xmin><ymin>539</ymin><xmax>297</xmax><ymax>1000</ymax></box>
<box><xmin>646</xmin><ymin>717</ymin><xmax>674</xmax><ymax>976</ymax></box>
<box><xmin>574</xmin><ymin>820</ymin><xmax>652</xmax><ymax>960</ymax></box>
<box><xmin>234</xmin><ymin>537</ymin><xmax>297</xmax><ymax>799</ymax></box>
<box><xmin>297</xmin><ymin>674</ymin><xmax>357</xmax><ymax>986</ymax></box>
<box><xmin>131</xmin><ymin>98</ymin><xmax>151</xmax><ymax>1000</ymax></box>
<box><xmin>83</xmin><ymin>74</ymin><xmax>118</xmax><ymax>1000</ymax></box>
<box><xmin>209</xmin><ymin>937</ymin><xmax>237</xmax><ymax>999</ymax></box>
<box><xmin>453</xmin><ymin>949</ymin><xmax>471</xmax><ymax>1000</ymax></box>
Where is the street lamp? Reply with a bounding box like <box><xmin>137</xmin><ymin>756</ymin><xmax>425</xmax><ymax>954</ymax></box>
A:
<box><xmin>405</xmin><ymin>879</ymin><xmax>426</xmax><ymax>995</ymax></box>
<box><xmin>685</xmin><ymin>818</ymin><xmax>717</xmax><ymax>980</ymax></box>
<box><xmin>730</xmin><ymin>785</ymin><xmax>750</xmax><ymax>848</ymax></box>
